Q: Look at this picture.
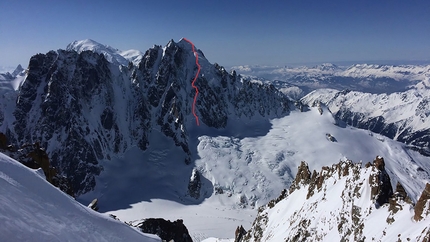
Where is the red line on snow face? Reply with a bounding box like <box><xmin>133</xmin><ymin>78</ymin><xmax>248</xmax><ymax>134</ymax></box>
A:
<box><xmin>183</xmin><ymin>38</ymin><xmax>200</xmax><ymax>126</ymax></box>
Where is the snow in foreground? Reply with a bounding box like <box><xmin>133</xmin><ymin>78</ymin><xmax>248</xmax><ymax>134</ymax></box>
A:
<box><xmin>0</xmin><ymin>152</ymin><xmax>160</xmax><ymax>242</ymax></box>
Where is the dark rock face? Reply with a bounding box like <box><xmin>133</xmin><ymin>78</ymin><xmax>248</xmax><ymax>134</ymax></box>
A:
<box><xmin>289</xmin><ymin>161</ymin><xmax>311</xmax><ymax>193</ymax></box>
<box><xmin>369</xmin><ymin>156</ymin><xmax>393</xmax><ymax>208</ymax></box>
<box><xmin>374</xmin><ymin>156</ymin><xmax>385</xmax><ymax>170</ymax></box>
<box><xmin>234</xmin><ymin>225</ymin><xmax>247</xmax><ymax>242</ymax></box>
<box><xmin>1</xmin><ymin>40</ymin><xmax>292</xmax><ymax>195</ymax></box>
<box><xmin>0</xmin><ymin>133</ymin><xmax>7</xmax><ymax>149</ymax></box>
<box><xmin>414</xmin><ymin>183</ymin><xmax>430</xmax><ymax>221</ymax></box>
<box><xmin>134</xmin><ymin>218</ymin><xmax>193</xmax><ymax>242</ymax></box>
<box><xmin>188</xmin><ymin>168</ymin><xmax>201</xmax><ymax>199</ymax></box>
<box><xmin>389</xmin><ymin>182</ymin><xmax>413</xmax><ymax>215</ymax></box>
<box><xmin>0</xmin><ymin>133</ymin><xmax>74</xmax><ymax>197</ymax></box>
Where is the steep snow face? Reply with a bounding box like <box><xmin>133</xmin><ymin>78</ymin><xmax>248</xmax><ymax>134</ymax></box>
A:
<box><xmin>4</xmin><ymin>39</ymin><xmax>290</xmax><ymax>195</ymax></box>
<box><xmin>243</xmin><ymin>161</ymin><xmax>430</xmax><ymax>242</ymax></box>
<box><xmin>233</xmin><ymin>64</ymin><xmax>430</xmax><ymax>95</ymax></box>
<box><xmin>301</xmin><ymin>88</ymin><xmax>430</xmax><ymax>152</ymax></box>
<box><xmin>0</xmin><ymin>152</ymin><xmax>160</xmax><ymax>242</ymax></box>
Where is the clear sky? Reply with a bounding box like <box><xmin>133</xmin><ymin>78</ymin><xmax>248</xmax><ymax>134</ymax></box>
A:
<box><xmin>1</xmin><ymin>0</ymin><xmax>430</xmax><ymax>68</ymax></box>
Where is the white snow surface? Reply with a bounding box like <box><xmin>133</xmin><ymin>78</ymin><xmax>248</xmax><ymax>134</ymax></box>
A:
<box><xmin>0</xmin><ymin>152</ymin><xmax>160</xmax><ymax>242</ymax></box>
<box><xmin>66</xmin><ymin>39</ymin><xmax>144</xmax><ymax>66</ymax></box>
<box><xmin>302</xmin><ymin>88</ymin><xmax>430</xmax><ymax>132</ymax></box>
<box><xmin>79</xmin><ymin>106</ymin><xmax>430</xmax><ymax>241</ymax></box>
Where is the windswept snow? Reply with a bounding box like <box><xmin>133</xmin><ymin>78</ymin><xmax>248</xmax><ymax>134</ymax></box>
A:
<box><xmin>0</xmin><ymin>152</ymin><xmax>160</xmax><ymax>242</ymax></box>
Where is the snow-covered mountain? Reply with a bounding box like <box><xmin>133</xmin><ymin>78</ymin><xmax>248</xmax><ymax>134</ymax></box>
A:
<box><xmin>0</xmin><ymin>64</ymin><xmax>25</xmax><ymax>91</ymax></box>
<box><xmin>301</xmin><ymin>88</ymin><xmax>430</xmax><ymax>155</ymax></box>
<box><xmin>1</xmin><ymin>39</ymin><xmax>430</xmax><ymax>241</ymax></box>
<box><xmin>0</xmin><ymin>152</ymin><xmax>160</xmax><ymax>241</ymax></box>
<box><xmin>0</xmin><ymin>64</ymin><xmax>26</xmax><ymax>138</ymax></box>
<box><xmin>66</xmin><ymin>39</ymin><xmax>144</xmax><ymax>66</ymax></box>
<box><xmin>1</xmin><ymin>38</ymin><xmax>290</xmax><ymax>195</ymax></box>
<box><xmin>232</xmin><ymin>63</ymin><xmax>430</xmax><ymax>96</ymax></box>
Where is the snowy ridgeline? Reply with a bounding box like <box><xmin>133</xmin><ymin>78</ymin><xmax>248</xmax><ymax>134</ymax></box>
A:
<box><xmin>0</xmin><ymin>152</ymin><xmax>160</xmax><ymax>242</ymax></box>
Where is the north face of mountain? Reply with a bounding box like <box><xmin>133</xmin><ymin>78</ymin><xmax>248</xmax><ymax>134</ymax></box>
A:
<box><xmin>3</xmin><ymin>39</ymin><xmax>291</xmax><ymax>195</ymax></box>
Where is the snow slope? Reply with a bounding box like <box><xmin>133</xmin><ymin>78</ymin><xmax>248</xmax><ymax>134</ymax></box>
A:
<box><xmin>301</xmin><ymin>88</ymin><xmax>430</xmax><ymax>150</ymax></box>
<box><xmin>79</xmin><ymin>105</ymin><xmax>430</xmax><ymax>241</ymax></box>
<box><xmin>0</xmin><ymin>152</ymin><xmax>160</xmax><ymax>242</ymax></box>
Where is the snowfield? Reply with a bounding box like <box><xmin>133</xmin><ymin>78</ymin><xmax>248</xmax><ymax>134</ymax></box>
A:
<box><xmin>0</xmin><ymin>152</ymin><xmax>160</xmax><ymax>242</ymax></box>
<box><xmin>79</xmin><ymin>106</ymin><xmax>430</xmax><ymax>241</ymax></box>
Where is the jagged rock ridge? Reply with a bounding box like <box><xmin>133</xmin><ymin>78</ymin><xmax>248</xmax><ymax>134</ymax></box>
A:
<box><xmin>243</xmin><ymin>157</ymin><xmax>430</xmax><ymax>242</ymax></box>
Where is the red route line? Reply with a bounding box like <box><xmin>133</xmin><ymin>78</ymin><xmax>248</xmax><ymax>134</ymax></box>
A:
<box><xmin>183</xmin><ymin>38</ymin><xmax>200</xmax><ymax>126</ymax></box>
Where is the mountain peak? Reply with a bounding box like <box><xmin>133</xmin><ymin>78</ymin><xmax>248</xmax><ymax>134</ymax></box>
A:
<box><xmin>66</xmin><ymin>39</ymin><xmax>113</xmax><ymax>53</ymax></box>
<box><xmin>11</xmin><ymin>64</ymin><xmax>24</xmax><ymax>77</ymax></box>
<box><xmin>66</xmin><ymin>39</ymin><xmax>143</xmax><ymax>66</ymax></box>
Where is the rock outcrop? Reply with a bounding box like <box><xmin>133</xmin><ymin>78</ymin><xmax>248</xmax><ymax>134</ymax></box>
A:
<box><xmin>289</xmin><ymin>161</ymin><xmax>311</xmax><ymax>193</ymax></box>
<box><xmin>188</xmin><ymin>168</ymin><xmax>201</xmax><ymax>199</ymax></box>
<box><xmin>0</xmin><ymin>133</ymin><xmax>74</xmax><ymax>197</ymax></box>
<box><xmin>415</xmin><ymin>183</ymin><xmax>430</xmax><ymax>221</ymax></box>
<box><xmin>234</xmin><ymin>225</ymin><xmax>247</xmax><ymax>242</ymax></box>
<box><xmin>133</xmin><ymin>218</ymin><xmax>193</xmax><ymax>242</ymax></box>
<box><xmin>369</xmin><ymin>156</ymin><xmax>393</xmax><ymax>208</ymax></box>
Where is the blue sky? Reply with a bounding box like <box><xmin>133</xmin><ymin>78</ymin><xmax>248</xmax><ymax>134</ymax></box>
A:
<box><xmin>1</xmin><ymin>0</ymin><xmax>430</xmax><ymax>68</ymax></box>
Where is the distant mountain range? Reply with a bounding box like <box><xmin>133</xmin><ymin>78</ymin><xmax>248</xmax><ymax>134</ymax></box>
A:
<box><xmin>233</xmin><ymin>63</ymin><xmax>430</xmax><ymax>95</ymax></box>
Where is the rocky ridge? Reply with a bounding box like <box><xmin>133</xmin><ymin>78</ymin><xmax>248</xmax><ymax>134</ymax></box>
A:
<box><xmin>242</xmin><ymin>156</ymin><xmax>430</xmax><ymax>242</ymax></box>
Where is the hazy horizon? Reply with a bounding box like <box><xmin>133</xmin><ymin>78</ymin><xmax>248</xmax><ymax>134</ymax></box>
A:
<box><xmin>1</xmin><ymin>0</ymin><xmax>429</xmax><ymax>68</ymax></box>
